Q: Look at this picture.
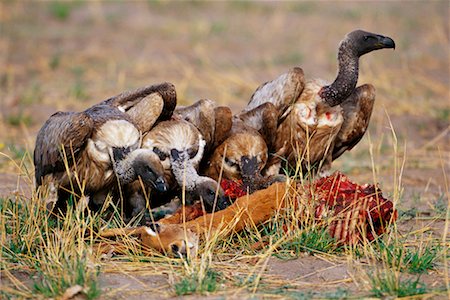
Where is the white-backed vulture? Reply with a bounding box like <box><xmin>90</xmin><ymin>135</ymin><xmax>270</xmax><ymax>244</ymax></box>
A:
<box><xmin>34</xmin><ymin>104</ymin><xmax>167</xmax><ymax>211</ymax></box>
<box><xmin>92</xmin><ymin>82</ymin><xmax>181</xmax><ymax>218</ymax></box>
<box><xmin>246</xmin><ymin>29</ymin><xmax>395</xmax><ymax>176</ymax></box>
<box><xmin>204</xmin><ymin>102</ymin><xmax>284</xmax><ymax>191</ymax></box>
<box><xmin>127</xmin><ymin>99</ymin><xmax>231</xmax><ymax>216</ymax></box>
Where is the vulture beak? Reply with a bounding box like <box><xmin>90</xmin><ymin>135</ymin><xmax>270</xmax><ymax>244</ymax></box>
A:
<box><xmin>215</xmin><ymin>194</ymin><xmax>231</xmax><ymax>211</ymax></box>
<box><xmin>153</xmin><ymin>176</ymin><xmax>168</xmax><ymax>193</ymax></box>
<box><xmin>112</xmin><ymin>146</ymin><xmax>130</xmax><ymax>162</ymax></box>
<box><xmin>240</xmin><ymin>156</ymin><xmax>259</xmax><ymax>177</ymax></box>
<box><xmin>376</xmin><ymin>34</ymin><xmax>395</xmax><ymax>50</ymax></box>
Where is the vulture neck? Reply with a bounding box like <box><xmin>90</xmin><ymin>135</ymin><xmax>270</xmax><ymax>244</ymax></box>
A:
<box><xmin>320</xmin><ymin>41</ymin><xmax>359</xmax><ymax>107</ymax></box>
<box><xmin>170</xmin><ymin>157</ymin><xmax>199</xmax><ymax>192</ymax></box>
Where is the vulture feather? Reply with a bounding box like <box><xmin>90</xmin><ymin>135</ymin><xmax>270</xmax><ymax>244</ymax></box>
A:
<box><xmin>173</xmin><ymin>99</ymin><xmax>233</xmax><ymax>154</ymax></box>
<box><xmin>246</xmin><ymin>29</ymin><xmax>395</xmax><ymax>176</ymax></box>
<box><xmin>100</xmin><ymin>82</ymin><xmax>177</xmax><ymax>132</ymax></box>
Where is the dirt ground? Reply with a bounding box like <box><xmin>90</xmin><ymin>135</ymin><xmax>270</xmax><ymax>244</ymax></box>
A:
<box><xmin>1</xmin><ymin>1</ymin><xmax>449</xmax><ymax>299</ymax></box>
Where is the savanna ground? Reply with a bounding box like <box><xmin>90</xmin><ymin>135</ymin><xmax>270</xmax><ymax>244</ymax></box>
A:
<box><xmin>1</xmin><ymin>1</ymin><xmax>449</xmax><ymax>299</ymax></box>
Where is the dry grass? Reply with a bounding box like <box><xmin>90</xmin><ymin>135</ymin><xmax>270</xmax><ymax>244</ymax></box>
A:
<box><xmin>1</xmin><ymin>1</ymin><xmax>449</xmax><ymax>299</ymax></box>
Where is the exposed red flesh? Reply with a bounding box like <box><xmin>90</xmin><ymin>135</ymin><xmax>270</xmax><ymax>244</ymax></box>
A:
<box><xmin>221</xmin><ymin>172</ymin><xmax>397</xmax><ymax>245</ymax></box>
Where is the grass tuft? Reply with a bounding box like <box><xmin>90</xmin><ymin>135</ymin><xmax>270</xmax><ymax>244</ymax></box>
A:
<box><xmin>368</xmin><ymin>271</ymin><xmax>427</xmax><ymax>298</ymax></box>
<box><xmin>376</xmin><ymin>239</ymin><xmax>440</xmax><ymax>274</ymax></box>
<box><xmin>174</xmin><ymin>268</ymin><xmax>221</xmax><ymax>296</ymax></box>
<box><xmin>277</xmin><ymin>226</ymin><xmax>343</xmax><ymax>258</ymax></box>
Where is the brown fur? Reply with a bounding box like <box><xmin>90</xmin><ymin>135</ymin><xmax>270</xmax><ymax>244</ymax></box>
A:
<box><xmin>100</xmin><ymin>182</ymin><xmax>289</xmax><ymax>257</ymax></box>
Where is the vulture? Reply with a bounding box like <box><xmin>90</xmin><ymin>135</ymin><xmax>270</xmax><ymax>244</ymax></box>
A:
<box><xmin>34</xmin><ymin>82</ymin><xmax>177</xmax><ymax>212</ymax></box>
<box><xmin>126</xmin><ymin>99</ymin><xmax>232</xmax><ymax>217</ymax></box>
<box><xmin>34</xmin><ymin>105</ymin><xmax>167</xmax><ymax>211</ymax></box>
<box><xmin>245</xmin><ymin>29</ymin><xmax>395</xmax><ymax>176</ymax></box>
<box><xmin>204</xmin><ymin>102</ymin><xmax>284</xmax><ymax>191</ymax></box>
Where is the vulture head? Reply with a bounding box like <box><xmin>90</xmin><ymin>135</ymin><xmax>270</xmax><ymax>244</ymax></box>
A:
<box><xmin>344</xmin><ymin>29</ymin><xmax>395</xmax><ymax>57</ymax></box>
<box><xmin>114</xmin><ymin>149</ymin><xmax>168</xmax><ymax>193</ymax></box>
<box><xmin>206</xmin><ymin>132</ymin><xmax>268</xmax><ymax>181</ymax></box>
<box><xmin>320</xmin><ymin>29</ymin><xmax>395</xmax><ymax>107</ymax></box>
<box><xmin>192</xmin><ymin>177</ymin><xmax>229</xmax><ymax>212</ymax></box>
<box><xmin>132</xmin><ymin>150</ymin><xmax>168</xmax><ymax>193</ymax></box>
<box><xmin>170</xmin><ymin>148</ymin><xmax>229</xmax><ymax>212</ymax></box>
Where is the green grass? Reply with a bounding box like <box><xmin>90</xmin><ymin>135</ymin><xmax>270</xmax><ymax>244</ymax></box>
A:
<box><xmin>6</xmin><ymin>113</ymin><xmax>33</xmax><ymax>127</ymax></box>
<box><xmin>376</xmin><ymin>239</ymin><xmax>440</xmax><ymax>274</ymax></box>
<box><xmin>174</xmin><ymin>269</ymin><xmax>222</xmax><ymax>296</ymax></box>
<box><xmin>276</xmin><ymin>226</ymin><xmax>343</xmax><ymax>258</ymax></box>
<box><xmin>33</xmin><ymin>252</ymin><xmax>101</xmax><ymax>300</ymax></box>
<box><xmin>433</xmin><ymin>193</ymin><xmax>449</xmax><ymax>218</ymax></box>
<box><xmin>1</xmin><ymin>188</ymin><xmax>103</xmax><ymax>299</ymax></box>
<box><xmin>268</xmin><ymin>287</ymin><xmax>350</xmax><ymax>299</ymax></box>
<box><xmin>49</xmin><ymin>1</ymin><xmax>73</xmax><ymax>21</ymax></box>
<box><xmin>369</xmin><ymin>271</ymin><xmax>427</xmax><ymax>298</ymax></box>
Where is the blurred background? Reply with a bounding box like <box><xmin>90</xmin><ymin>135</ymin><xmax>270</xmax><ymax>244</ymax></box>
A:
<box><xmin>0</xmin><ymin>1</ymin><xmax>448</xmax><ymax>210</ymax></box>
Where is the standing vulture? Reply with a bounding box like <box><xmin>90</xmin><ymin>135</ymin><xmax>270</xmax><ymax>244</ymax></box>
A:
<box><xmin>34</xmin><ymin>104</ymin><xmax>167</xmax><ymax>212</ymax></box>
<box><xmin>246</xmin><ymin>29</ymin><xmax>395</xmax><ymax>176</ymax></box>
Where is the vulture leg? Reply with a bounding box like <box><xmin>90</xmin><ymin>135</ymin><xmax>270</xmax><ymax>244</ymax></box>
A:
<box><xmin>332</xmin><ymin>84</ymin><xmax>376</xmax><ymax>161</ymax></box>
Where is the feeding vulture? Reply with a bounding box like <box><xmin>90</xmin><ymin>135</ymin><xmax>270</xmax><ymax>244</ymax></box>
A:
<box><xmin>204</xmin><ymin>102</ymin><xmax>285</xmax><ymax>191</ymax></box>
<box><xmin>34</xmin><ymin>83</ymin><xmax>177</xmax><ymax>212</ymax></box>
<box><xmin>126</xmin><ymin>99</ymin><xmax>232</xmax><ymax>217</ymax></box>
<box><xmin>245</xmin><ymin>29</ymin><xmax>395</xmax><ymax>176</ymax></box>
<box><xmin>34</xmin><ymin>105</ymin><xmax>167</xmax><ymax>211</ymax></box>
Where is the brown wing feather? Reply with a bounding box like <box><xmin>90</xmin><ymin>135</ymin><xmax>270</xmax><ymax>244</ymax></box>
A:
<box><xmin>246</xmin><ymin>67</ymin><xmax>305</xmax><ymax>116</ymax></box>
<box><xmin>212</xmin><ymin>106</ymin><xmax>232</xmax><ymax>149</ymax></box>
<box><xmin>332</xmin><ymin>84</ymin><xmax>376</xmax><ymax>161</ymax></box>
<box><xmin>174</xmin><ymin>99</ymin><xmax>215</xmax><ymax>147</ymax></box>
<box><xmin>125</xmin><ymin>93</ymin><xmax>163</xmax><ymax>133</ymax></box>
<box><xmin>100</xmin><ymin>82</ymin><xmax>177</xmax><ymax>126</ymax></box>
<box><xmin>34</xmin><ymin>111</ymin><xmax>94</xmax><ymax>185</ymax></box>
<box><xmin>237</xmin><ymin>102</ymin><xmax>278</xmax><ymax>151</ymax></box>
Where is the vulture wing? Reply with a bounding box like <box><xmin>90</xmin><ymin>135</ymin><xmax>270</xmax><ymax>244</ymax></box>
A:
<box><xmin>237</xmin><ymin>102</ymin><xmax>278</xmax><ymax>151</ymax></box>
<box><xmin>246</xmin><ymin>67</ymin><xmax>305</xmax><ymax>119</ymax></box>
<box><xmin>100</xmin><ymin>82</ymin><xmax>177</xmax><ymax>133</ymax></box>
<box><xmin>34</xmin><ymin>111</ymin><xmax>94</xmax><ymax>185</ymax></box>
<box><xmin>174</xmin><ymin>99</ymin><xmax>216</xmax><ymax>147</ymax></box>
<box><xmin>332</xmin><ymin>84</ymin><xmax>376</xmax><ymax>161</ymax></box>
<box><xmin>212</xmin><ymin>106</ymin><xmax>232</xmax><ymax>149</ymax></box>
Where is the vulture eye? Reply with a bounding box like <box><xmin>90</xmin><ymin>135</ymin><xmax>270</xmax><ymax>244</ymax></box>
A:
<box><xmin>187</xmin><ymin>148</ymin><xmax>197</xmax><ymax>159</ymax></box>
<box><xmin>208</xmin><ymin>189</ymin><xmax>215</xmax><ymax>196</ymax></box>
<box><xmin>225</xmin><ymin>157</ymin><xmax>238</xmax><ymax>168</ymax></box>
<box><xmin>153</xmin><ymin>147</ymin><xmax>167</xmax><ymax>161</ymax></box>
<box><xmin>363</xmin><ymin>35</ymin><xmax>375</xmax><ymax>42</ymax></box>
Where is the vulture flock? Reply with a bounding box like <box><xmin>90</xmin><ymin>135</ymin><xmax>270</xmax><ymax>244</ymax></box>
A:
<box><xmin>34</xmin><ymin>30</ymin><xmax>395</xmax><ymax>223</ymax></box>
